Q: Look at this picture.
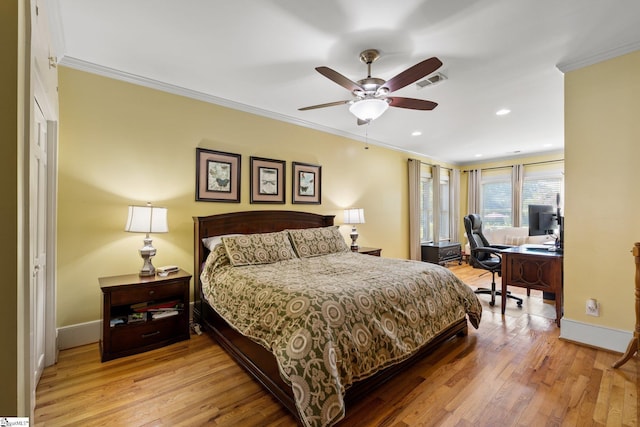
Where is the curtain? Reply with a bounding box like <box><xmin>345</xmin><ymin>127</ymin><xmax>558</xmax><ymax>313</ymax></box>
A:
<box><xmin>512</xmin><ymin>164</ymin><xmax>524</xmax><ymax>227</ymax></box>
<box><xmin>467</xmin><ymin>169</ymin><xmax>482</xmax><ymax>214</ymax></box>
<box><xmin>450</xmin><ymin>168</ymin><xmax>460</xmax><ymax>243</ymax></box>
<box><xmin>408</xmin><ymin>159</ymin><xmax>421</xmax><ymax>260</ymax></box>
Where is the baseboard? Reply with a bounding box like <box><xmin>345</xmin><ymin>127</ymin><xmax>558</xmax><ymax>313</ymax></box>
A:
<box><xmin>560</xmin><ymin>318</ymin><xmax>633</xmax><ymax>353</ymax></box>
<box><xmin>57</xmin><ymin>302</ymin><xmax>195</xmax><ymax>350</ymax></box>
<box><xmin>58</xmin><ymin>320</ymin><xmax>102</xmax><ymax>350</ymax></box>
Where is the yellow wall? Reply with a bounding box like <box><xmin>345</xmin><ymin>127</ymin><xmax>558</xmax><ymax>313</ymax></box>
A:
<box><xmin>57</xmin><ymin>67</ymin><xmax>452</xmax><ymax>327</ymax></box>
<box><xmin>1</xmin><ymin>0</ymin><xmax>25</xmax><ymax>415</ymax></box>
<box><xmin>564</xmin><ymin>50</ymin><xmax>640</xmax><ymax>330</ymax></box>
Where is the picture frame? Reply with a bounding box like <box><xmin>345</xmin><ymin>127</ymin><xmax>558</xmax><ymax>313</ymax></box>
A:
<box><xmin>250</xmin><ymin>157</ymin><xmax>286</xmax><ymax>204</ymax></box>
<box><xmin>196</xmin><ymin>148</ymin><xmax>241</xmax><ymax>202</ymax></box>
<box><xmin>292</xmin><ymin>162</ymin><xmax>321</xmax><ymax>204</ymax></box>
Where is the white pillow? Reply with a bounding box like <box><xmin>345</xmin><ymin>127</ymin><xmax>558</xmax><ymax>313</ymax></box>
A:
<box><xmin>504</xmin><ymin>235</ymin><xmax>527</xmax><ymax>246</ymax></box>
<box><xmin>202</xmin><ymin>234</ymin><xmax>241</xmax><ymax>251</ymax></box>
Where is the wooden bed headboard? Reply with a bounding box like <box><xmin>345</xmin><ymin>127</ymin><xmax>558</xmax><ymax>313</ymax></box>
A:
<box><xmin>192</xmin><ymin>210</ymin><xmax>335</xmax><ymax>319</ymax></box>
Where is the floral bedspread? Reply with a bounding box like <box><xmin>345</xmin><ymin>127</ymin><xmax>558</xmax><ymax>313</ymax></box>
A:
<box><xmin>201</xmin><ymin>246</ymin><xmax>482</xmax><ymax>427</ymax></box>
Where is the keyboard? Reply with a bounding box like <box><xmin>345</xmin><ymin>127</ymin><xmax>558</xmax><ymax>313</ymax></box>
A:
<box><xmin>522</xmin><ymin>244</ymin><xmax>555</xmax><ymax>252</ymax></box>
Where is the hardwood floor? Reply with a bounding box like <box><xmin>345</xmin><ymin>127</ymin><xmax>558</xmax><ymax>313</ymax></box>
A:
<box><xmin>35</xmin><ymin>263</ymin><xmax>638</xmax><ymax>426</ymax></box>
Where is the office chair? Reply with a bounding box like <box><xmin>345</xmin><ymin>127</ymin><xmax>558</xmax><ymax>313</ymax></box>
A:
<box><xmin>464</xmin><ymin>214</ymin><xmax>523</xmax><ymax>307</ymax></box>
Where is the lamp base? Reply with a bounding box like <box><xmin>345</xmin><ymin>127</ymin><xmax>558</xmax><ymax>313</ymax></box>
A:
<box><xmin>138</xmin><ymin>237</ymin><xmax>157</xmax><ymax>276</ymax></box>
<box><xmin>350</xmin><ymin>227</ymin><xmax>359</xmax><ymax>251</ymax></box>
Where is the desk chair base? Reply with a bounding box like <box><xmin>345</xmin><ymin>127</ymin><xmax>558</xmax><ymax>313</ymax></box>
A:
<box><xmin>474</xmin><ymin>271</ymin><xmax>523</xmax><ymax>307</ymax></box>
<box><xmin>474</xmin><ymin>288</ymin><xmax>523</xmax><ymax>307</ymax></box>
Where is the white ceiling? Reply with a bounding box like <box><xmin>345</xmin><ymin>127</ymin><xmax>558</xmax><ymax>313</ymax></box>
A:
<box><xmin>48</xmin><ymin>0</ymin><xmax>640</xmax><ymax>165</ymax></box>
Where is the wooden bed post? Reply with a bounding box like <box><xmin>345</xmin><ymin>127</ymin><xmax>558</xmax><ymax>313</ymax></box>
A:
<box><xmin>612</xmin><ymin>242</ymin><xmax>640</xmax><ymax>368</ymax></box>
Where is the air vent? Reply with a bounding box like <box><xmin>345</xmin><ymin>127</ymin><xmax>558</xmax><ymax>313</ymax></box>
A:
<box><xmin>416</xmin><ymin>72</ymin><xmax>447</xmax><ymax>89</ymax></box>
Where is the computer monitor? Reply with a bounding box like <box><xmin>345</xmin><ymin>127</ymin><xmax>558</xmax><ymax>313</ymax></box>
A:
<box><xmin>528</xmin><ymin>204</ymin><xmax>558</xmax><ymax>236</ymax></box>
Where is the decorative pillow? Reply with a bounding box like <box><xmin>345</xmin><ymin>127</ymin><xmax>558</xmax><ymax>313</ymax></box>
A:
<box><xmin>222</xmin><ymin>231</ymin><xmax>297</xmax><ymax>266</ymax></box>
<box><xmin>287</xmin><ymin>226</ymin><xmax>350</xmax><ymax>258</ymax></box>
<box><xmin>202</xmin><ymin>234</ymin><xmax>241</xmax><ymax>251</ymax></box>
<box><xmin>504</xmin><ymin>235</ymin><xmax>528</xmax><ymax>246</ymax></box>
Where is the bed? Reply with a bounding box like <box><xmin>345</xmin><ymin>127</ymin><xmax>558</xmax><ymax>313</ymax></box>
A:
<box><xmin>193</xmin><ymin>210</ymin><xmax>481</xmax><ymax>427</ymax></box>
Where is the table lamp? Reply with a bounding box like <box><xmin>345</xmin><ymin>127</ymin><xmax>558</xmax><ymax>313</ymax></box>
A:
<box><xmin>125</xmin><ymin>202</ymin><xmax>168</xmax><ymax>276</ymax></box>
<box><xmin>343</xmin><ymin>208</ymin><xmax>365</xmax><ymax>251</ymax></box>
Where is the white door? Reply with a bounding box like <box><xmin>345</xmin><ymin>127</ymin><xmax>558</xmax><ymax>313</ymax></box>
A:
<box><xmin>31</xmin><ymin>101</ymin><xmax>48</xmax><ymax>388</ymax></box>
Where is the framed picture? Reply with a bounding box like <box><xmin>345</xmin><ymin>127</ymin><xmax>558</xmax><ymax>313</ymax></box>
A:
<box><xmin>196</xmin><ymin>148</ymin><xmax>241</xmax><ymax>202</ymax></box>
<box><xmin>292</xmin><ymin>162</ymin><xmax>321</xmax><ymax>204</ymax></box>
<box><xmin>250</xmin><ymin>157</ymin><xmax>285</xmax><ymax>204</ymax></box>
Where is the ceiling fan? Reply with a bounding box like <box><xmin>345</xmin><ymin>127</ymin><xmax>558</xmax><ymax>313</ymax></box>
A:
<box><xmin>299</xmin><ymin>49</ymin><xmax>443</xmax><ymax>124</ymax></box>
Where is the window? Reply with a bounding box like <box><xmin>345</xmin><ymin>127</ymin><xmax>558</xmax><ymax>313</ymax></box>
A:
<box><xmin>481</xmin><ymin>169</ymin><xmax>512</xmax><ymax>228</ymax></box>
<box><xmin>521</xmin><ymin>168</ymin><xmax>564</xmax><ymax>226</ymax></box>
<box><xmin>420</xmin><ymin>167</ymin><xmax>433</xmax><ymax>242</ymax></box>
<box><xmin>420</xmin><ymin>166</ymin><xmax>453</xmax><ymax>243</ymax></box>
<box><xmin>439</xmin><ymin>170</ymin><xmax>450</xmax><ymax>241</ymax></box>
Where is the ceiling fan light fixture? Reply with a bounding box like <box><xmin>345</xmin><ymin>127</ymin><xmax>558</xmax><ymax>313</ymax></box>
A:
<box><xmin>349</xmin><ymin>98</ymin><xmax>389</xmax><ymax>121</ymax></box>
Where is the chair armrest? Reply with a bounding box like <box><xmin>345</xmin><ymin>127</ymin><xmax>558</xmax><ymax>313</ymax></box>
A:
<box><xmin>472</xmin><ymin>246</ymin><xmax>503</xmax><ymax>256</ymax></box>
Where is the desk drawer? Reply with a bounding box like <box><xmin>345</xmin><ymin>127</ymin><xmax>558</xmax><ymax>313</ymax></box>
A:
<box><xmin>504</xmin><ymin>256</ymin><xmax>560</xmax><ymax>292</ymax></box>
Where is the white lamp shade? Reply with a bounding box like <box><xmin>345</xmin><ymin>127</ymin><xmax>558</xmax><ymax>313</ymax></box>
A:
<box><xmin>125</xmin><ymin>204</ymin><xmax>168</xmax><ymax>233</ymax></box>
<box><xmin>343</xmin><ymin>208</ymin><xmax>365</xmax><ymax>225</ymax></box>
<box><xmin>349</xmin><ymin>98</ymin><xmax>389</xmax><ymax>121</ymax></box>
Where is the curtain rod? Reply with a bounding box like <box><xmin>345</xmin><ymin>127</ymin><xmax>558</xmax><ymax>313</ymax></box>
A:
<box><xmin>417</xmin><ymin>160</ymin><xmax>452</xmax><ymax>171</ymax></box>
<box><xmin>462</xmin><ymin>158</ymin><xmax>564</xmax><ymax>173</ymax></box>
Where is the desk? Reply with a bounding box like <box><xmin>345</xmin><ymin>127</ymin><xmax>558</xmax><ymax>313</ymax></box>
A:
<box><xmin>501</xmin><ymin>247</ymin><xmax>563</xmax><ymax>327</ymax></box>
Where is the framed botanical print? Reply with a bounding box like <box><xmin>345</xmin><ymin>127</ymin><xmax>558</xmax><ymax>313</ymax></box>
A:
<box><xmin>250</xmin><ymin>157</ymin><xmax>285</xmax><ymax>204</ymax></box>
<box><xmin>196</xmin><ymin>148</ymin><xmax>241</xmax><ymax>202</ymax></box>
<box><xmin>292</xmin><ymin>162</ymin><xmax>321</xmax><ymax>204</ymax></box>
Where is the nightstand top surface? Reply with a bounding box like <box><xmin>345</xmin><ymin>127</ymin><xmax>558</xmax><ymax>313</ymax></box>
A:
<box><xmin>99</xmin><ymin>269</ymin><xmax>191</xmax><ymax>289</ymax></box>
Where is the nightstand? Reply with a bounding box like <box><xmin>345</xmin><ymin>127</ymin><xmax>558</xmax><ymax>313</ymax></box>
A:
<box><xmin>356</xmin><ymin>247</ymin><xmax>382</xmax><ymax>256</ymax></box>
<box><xmin>99</xmin><ymin>269</ymin><xmax>192</xmax><ymax>362</ymax></box>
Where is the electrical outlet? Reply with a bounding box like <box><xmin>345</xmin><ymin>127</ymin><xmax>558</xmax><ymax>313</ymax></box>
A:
<box><xmin>586</xmin><ymin>298</ymin><xmax>600</xmax><ymax>317</ymax></box>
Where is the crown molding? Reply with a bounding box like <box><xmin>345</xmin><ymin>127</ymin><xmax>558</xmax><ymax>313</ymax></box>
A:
<box><xmin>556</xmin><ymin>41</ymin><xmax>640</xmax><ymax>73</ymax></box>
<box><xmin>56</xmin><ymin>56</ymin><xmax>407</xmax><ymax>152</ymax></box>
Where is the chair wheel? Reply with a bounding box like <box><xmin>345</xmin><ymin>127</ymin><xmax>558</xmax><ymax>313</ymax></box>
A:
<box><xmin>517</xmin><ymin>301</ymin><xmax>523</xmax><ymax>307</ymax></box>
<box><xmin>489</xmin><ymin>301</ymin><xmax>495</xmax><ymax>307</ymax></box>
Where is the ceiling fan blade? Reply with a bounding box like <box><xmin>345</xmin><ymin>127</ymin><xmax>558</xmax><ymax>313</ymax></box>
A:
<box><xmin>316</xmin><ymin>66</ymin><xmax>364</xmax><ymax>92</ymax></box>
<box><xmin>298</xmin><ymin>100</ymin><xmax>351</xmax><ymax>111</ymax></box>
<box><xmin>388</xmin><ymin>97</ymin><xmax>438</xmax><ymax>110</ymax></box>
<box><xmin>382</xmin><ymin>57</ymin><xmax>443</xmax><ymax>93</ymax></box>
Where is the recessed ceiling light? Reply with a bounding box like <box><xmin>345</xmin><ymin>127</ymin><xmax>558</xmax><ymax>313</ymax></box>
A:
<box><xmin>496</xmin><ymin>109</ymin><xmax>511</xmax><ymax>116</ymax></box>
<box><xmin>474</xmin><ymin>154</ymin><xmax>483</xmax><ymax>158</ymax></box>
<box><xmin>543</xmin><ymin>143</ymin><xmax>552</xmax><ymax>147</ymax></box>
<box><xmin>411</xmin><ymin>131</ymin><xmax>422</xmax><ymax>136</ymax></box>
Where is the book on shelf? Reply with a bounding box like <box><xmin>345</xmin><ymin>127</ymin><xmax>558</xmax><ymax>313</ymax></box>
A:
<box><xmin>151</xmin><ymin>310</ymin><xmax>179</xmax><ymax>320</ymax></box>
<box><xmin>128</xmin><ymin>312</ymin><xmax>147</xmax><ymax>323</ymax></box>
<box><xmin>110</xmin><ymin>316</ymin><xmax>127</xmax><ymax>327</ymax></box>
<box><xmin>132</xmin><ymin>300</ymin><xmax>182</xmax><ymax>312</ymax></box>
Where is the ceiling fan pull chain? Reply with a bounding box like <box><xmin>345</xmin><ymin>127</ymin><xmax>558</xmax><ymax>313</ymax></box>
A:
<box><xmin>365</xmin><ymin>122</ymin><xmax>370</xmax><ymax>150</ymax></box>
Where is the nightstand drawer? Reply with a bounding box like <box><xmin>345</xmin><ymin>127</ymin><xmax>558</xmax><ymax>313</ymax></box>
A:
<box><xmin>110</xmin><ymin>281</ymin><xmax>185</xmax><ymax>305</ymax></box>
<box><xmin>109</xmin><ymin>316</ymin><xmax>186</xmax><ymax>353</ymax></box>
